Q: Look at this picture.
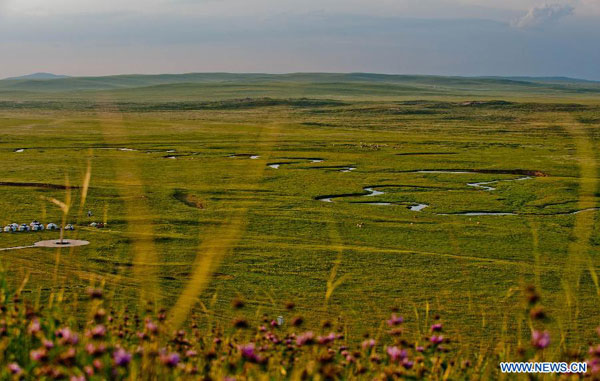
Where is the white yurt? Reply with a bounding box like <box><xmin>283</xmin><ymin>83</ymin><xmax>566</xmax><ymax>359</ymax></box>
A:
<box><xmin>32</xmin><ymin>224</ymin><xmax>44</xmax><ymax>231</ymax></box>
<box><xmin>47</xmin><ymin>223</ymin><xmax>58</xmax><ymax>230</ymax></box>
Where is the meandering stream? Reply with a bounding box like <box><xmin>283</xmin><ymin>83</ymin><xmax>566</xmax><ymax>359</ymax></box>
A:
<box><xmin>315</xmin><ymin>169</ymin><xmax>546</xmax><ymax>214</ymax></box>
<box><xmin>267</xmin><ymin>158</ymin><xmax>326</xmax><ymax>169</ymax></box>
<box><xmin>317</xmin><ymin>186</ymin><xmax>430</xmax><ymax>211</ymax></box>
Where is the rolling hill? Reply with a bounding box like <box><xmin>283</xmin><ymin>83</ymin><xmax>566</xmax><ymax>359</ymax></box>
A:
<box><xmin>4</xmin><ymin>72</ymin><xmax>70</xmax><ymax>81</ymax></box>
<box><xmin>0</xmin><ymin>73</ymin><xmax>599</xmax><ymax>104</ymax></box>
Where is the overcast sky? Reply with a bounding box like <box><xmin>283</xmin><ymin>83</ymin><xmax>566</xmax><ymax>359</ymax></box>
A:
<box><xmin>0</xmin><ymin>0</ymin><xmax>599</xmax><ymax>79</ymax></box>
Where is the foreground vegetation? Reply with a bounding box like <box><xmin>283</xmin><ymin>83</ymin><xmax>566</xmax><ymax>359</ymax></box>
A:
<box><xmin>0</xmin><ymin>279</ymin><xmax>596</xmax><ymax>379</ymax></box>
<box><xmin>0</xmin><ymin>74</ymin><xmax>599</xmax><ymax>377</ymax></box>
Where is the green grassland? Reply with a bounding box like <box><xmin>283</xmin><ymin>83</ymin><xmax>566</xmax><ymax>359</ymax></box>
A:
<box><xmin>0</xmin><ymin>73</ymin><xmax>599</xmax><ymax>353</ymax></box>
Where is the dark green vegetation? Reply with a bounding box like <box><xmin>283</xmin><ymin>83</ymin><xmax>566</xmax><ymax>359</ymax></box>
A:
<box><xmin>0</xmin><ymin>73</ymin><xmax>599</xmax><ymax>357</ymax></box>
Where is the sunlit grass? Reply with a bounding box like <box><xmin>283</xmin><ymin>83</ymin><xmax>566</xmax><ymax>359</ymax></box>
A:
<box><xmin>0</xmin><ymin>79</ymin><xmax>598</xmax><ymax>379</ymax></box>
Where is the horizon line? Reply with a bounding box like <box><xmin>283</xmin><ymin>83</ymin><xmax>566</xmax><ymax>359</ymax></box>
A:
<box><xmin>3</xmin><ymin>71</ymin><xmax>599</xmax><ymax>83</ymax></box>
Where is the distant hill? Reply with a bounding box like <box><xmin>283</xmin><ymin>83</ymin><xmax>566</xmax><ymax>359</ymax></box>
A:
<box><xmin>0</xmin><ymin>72</ymin><xmax>597</xmax><ymax>90</ymax></box>
<box><xmin>0</xmin><ymin>73</ymin><xmax>598</xmax><ymax>102</ymax></box>
<box><xmin>486</xmin><ymin>76</ymin><xmax>600</xmax><ymax>84</ymax></box>
<box><xmin>4</xmin><ymin>72</ymin><xmax>70</xmax><ymax>81</ymax></box>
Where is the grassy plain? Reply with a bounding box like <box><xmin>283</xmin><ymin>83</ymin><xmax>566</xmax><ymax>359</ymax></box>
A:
<box><xmin>0</xmin><ymin>73</ymin><xmax>599</xmax><ymax>354</ymax></box>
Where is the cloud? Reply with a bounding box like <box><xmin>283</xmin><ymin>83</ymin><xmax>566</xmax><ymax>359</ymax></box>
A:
<box><xmin>578</xmin><ymin>0</ymin><xmax>600</xmax><ymax>16</ymax></box>
<box><xmin>512</xmin><ymin>2</ymin><xmax>574</xmax><ymax>28</ymax></box>
<box><xmin>0</xmin><ymin>9</ymin><xmax>599</xmax><ymax>80</ymax></box>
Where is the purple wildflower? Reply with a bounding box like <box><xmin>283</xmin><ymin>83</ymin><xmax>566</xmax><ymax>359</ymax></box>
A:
<box><xmin>145</xmin><ymin>319</ymin><xmax>158</xmax><ymax>334</ymax></box>
<box><xmin>430</xmin><ymin>335</ymin><xmax>444</xmax><ymax>345</ymax></box>
<box><xmin>239</xmin><ymin>343</ymin><xmax>263</xmax><ymax>363</ymax></box>
<box><xmin>86</xmin><ymin>343</ymin><xmax>107</xmax><ymax>356</ymax></box>
<box><xmin>362</xmin><ymin>339</ymin><xmax>376</xmax><ymax>349</ymax></box>
<box><xmin>240</xmin><ymin>343</ymin><xmax>256</xmax><ymax>358</ymax></box>
<box><xmin>93</xmin><ymin>359</ymin><xmax>103</xmax><ymax>370</ymax></box>
<box><xmin>113</xmin><ymin>348</ymin><xmax>132</xmax><ymax>367</ymax></box>
<box><xmin>56</xmin><ymin>327</ymin><xmax>78</xmax><ymax>345</ymax></box>
<box><xmin>185</xmin><ymin>349</ymin><xmax>198</xmax><ymax>358</ymax></box>
<box><xmin>296</xmin><ymin>331</ymin><xmax>315</xmax><ymax>346</ymax></box>
<box><xmin>8</xmin><ymin>363</ymin><xmax>22</xmax><ymax>375</ymax></box>
<box><xmin>84</xmin><ymin>366</ymin><xmax>94</xmax><ymax>377</ymax></box>
<box><xmin>89</xmin><ymin>325</ymin><xmax>106</xmax><ymax>339</ymax></box>
<box><xmin>386</xmin><ymin>346</ymin><xmax>407</xmax><ymax>362</ymax></box>
<box><xmin>531</xmin><ymin>330</ymin><xmax>550</xmax><ymax>349</ymax></box>
<box><xmin>30</xmin><ymin>348</ymin><xmax>48</xmax><ymax>362</ymax></box>
<box><xmin>431</xmin><ymin>323</ymin><xmax>443</xmax><ymax>332</ymax></box>
<box><xmin>317</xmin><ymin>332</ymin><xmax>336</xmax><ymax>345</ymax></box>
<box><xmin>85</xmin><ymin>343</ymin><xmax>95</xmax><ymax>355</ymax></box>
<box><xmin>590</xmin><ymin>345</ymin><xmax>600</xmax><ymax>357</ymax></box>
<box><xmin>265</xmin><ymin>332</ymin><xmax>280</xmax><ymax>344</ymax></box>
<box><xmin>43</xmin><ymin>339</ymin><xmax>54</xmax><ymax>349</ymax></box>
<box><xmin>416</xmin><ymin>345</ymin><xmax>424</xmax><ymax>352</ymax></box>
<box><xmin>402</xmin><ymin>359</ymin><xmax>414</xmax><ymax>369</ymax></box>
<box><xmin>160</xmin><ymin>351</ymin><xmax>180</xmax><ymax>367</ymax></box>
<box><xmin>588</xmin><ymin>358</ymin><xmax>600</xmax><ymax>374</ymax></box>
<box><xmin>387</xmin><ymin>314</ymin><xmax>404</xmax><ymax>326</ymax></box>
<box><xmin>28</xmin><ymin>319</ymin><xmax>41</xmax><ymax>335</ymax></box>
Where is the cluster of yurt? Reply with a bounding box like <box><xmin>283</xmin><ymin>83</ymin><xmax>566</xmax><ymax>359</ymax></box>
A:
<box><xmin>2</xmin><ymin>221</ymin><xmax>74</xmax><ymax>233</ymax></box>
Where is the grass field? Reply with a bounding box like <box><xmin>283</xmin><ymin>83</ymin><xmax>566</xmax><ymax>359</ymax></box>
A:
<box><xmin>0</xmin><ymin>73</ymin><xmax>599</xmax><ymax>356</ymax></box>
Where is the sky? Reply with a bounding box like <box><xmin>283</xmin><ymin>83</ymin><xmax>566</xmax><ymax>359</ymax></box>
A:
<box><xmin>0</xmin><ymin>0</ymin><xmax>599</xmax><ymax>80</ymax></box>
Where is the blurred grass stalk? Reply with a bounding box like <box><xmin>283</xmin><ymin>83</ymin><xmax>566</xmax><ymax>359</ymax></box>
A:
<box><xmin>98</xmin><ymin>112</ymin><xmax>161</xmax><ymax>307</ymax></box>
<box><xmin>561</xmin><ymin>122</ymin><xmax>598</xmax><ymax>342</ymax></box>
